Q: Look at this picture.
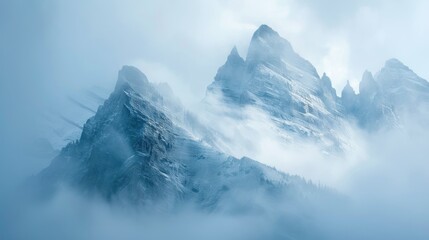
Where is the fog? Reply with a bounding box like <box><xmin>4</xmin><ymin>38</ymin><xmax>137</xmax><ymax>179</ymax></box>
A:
<box><xmin>2</xmin><ymin>71</ymin><xmax>429</xmax><ymax>239</ymax></box>
<box><xmin>1</xmin><ymin>0</ymin><xmax>429</xmax><ymax>239</ymax></box>
<box><xmin>1</xmin><ymin>117</ymin><xmax>429</xmax><ymax>239</ymax></box>
<box><xmin>196</xmin><ymin>95</ymin><xmax>366</xmax><ymax>188</ymax></box>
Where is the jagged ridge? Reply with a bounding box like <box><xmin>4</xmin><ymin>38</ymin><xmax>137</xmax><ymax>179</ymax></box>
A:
<box><xmin>37</xmin><ymin>65</ymin><xmax>323</xmax><ymax>211</ymax></box>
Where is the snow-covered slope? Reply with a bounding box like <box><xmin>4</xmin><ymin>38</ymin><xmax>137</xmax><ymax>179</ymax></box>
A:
<box><xmin>342</xmin><ymin>58</ymin><xmax>429</xmax><ymax>130</ymax></box>
<box><xmin>206</xmin><ymin>24</ymin><xmax>347</xmax><ymax>151</ymax></box>
<box><xmin>376</xmin><ymin>59</ymin><xmax>429</xmax><ymax>110</ymax></box>
<box><xmin>34</xmin><ymin>25</ymin><xmax>429</xmax><ymax>212</ymax></box>
<box><xmin>206</xmin><ymin>25</ymin><xmax>429</xmax><ymax>152</ymax></box>
<box><xmin>36</xmin><ymin>66</ymin><xmax>322</xmax><ymax>211</ymax></box>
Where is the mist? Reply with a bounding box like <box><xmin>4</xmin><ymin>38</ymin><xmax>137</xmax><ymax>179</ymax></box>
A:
<box><xmin>2</xmin><ymin>65</ymin><xmax>429</xmax><ymax>239</ymax></box>
<box><xmin>2</xmin><ymin>0</ymin><xmax>429</xmax><ymax>239</ymax></box>
<box><xmin>2</xmin><ymin>117</ymin><xmax>429</xmax><ymax>239</ymax></box>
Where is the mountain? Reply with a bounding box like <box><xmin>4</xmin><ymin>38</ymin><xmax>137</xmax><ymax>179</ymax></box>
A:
<box><xmin>36</xmin><ymin>66</ymin><xmax>323</xmax><ymax>211</ymax></box>
<box><xmin>34</xmin><ymin>24</ymin><xmax>429</xmax><ymax>213</ymax></box>
<box><xmin>206</xmin><ymin>24</ymin><xmax>429</xmax><ymax>146</ymax></box>
<box><xmin>342</xmin><ymin>58</ymin><xmax>429</xmax><ymax>130</ymax></box>
<box><xmin>376</xmin><ymin>59</ymin><xmax>429</xmax><ymax>111</ymax></box>
<box><xmin>205</xmin><ymin>24</ymin><xmax>347</xmax><ymax>151</ymax></box>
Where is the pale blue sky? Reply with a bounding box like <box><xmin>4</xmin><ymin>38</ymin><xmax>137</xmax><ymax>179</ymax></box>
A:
<box><xmin>2</xmin><ymin>0</ymin><xmax>429</xmax><ymax>108</ymax></box>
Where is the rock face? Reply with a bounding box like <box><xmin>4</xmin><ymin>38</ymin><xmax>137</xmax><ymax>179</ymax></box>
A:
<box><xmin>342</xmin><ymin>59</ymin><xmax>429</xmax><ymax>130</ymax></box>
<box><xmin>207</xmin><ymin>46</ymin><xmax>247</xmax><ymax>104</ymax></box>
<box><xmin>207</xmin><ymin>25</ymin><xmax>429</xmax><ymax>141</ymax></box>
<box><xmin>341</xmin><ymin>81</ymin><xmax>358</xmax><ymax>113</ymax></box>
<box><xmin>37</xmin><ymin>66</ymin><xmax>320</xmax><ymax>210</ymax></box>
<box><xmin>206</xmin><ymin>25</ymin><xmax>346</xmax><ymax>151</ymax></box>
<box><xmin>376</xmin><ymin>59</ymin><xmax>429</xmax><ymax>110</ymax></box>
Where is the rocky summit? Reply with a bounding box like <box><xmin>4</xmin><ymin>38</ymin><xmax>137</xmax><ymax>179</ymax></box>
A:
<box><xmin>36</xmin><ymin>65</ymin><xmax>322</xmax><ymax>212</ymax></box>
<box><xmin>206</xmin><ymin>25</ymin><xmax>429</xmax><ymax>151</ymax></box>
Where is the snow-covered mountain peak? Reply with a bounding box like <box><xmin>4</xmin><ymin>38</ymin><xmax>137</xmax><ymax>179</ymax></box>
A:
<box><xmin>229</xmin><ymin>46</ymin><xmax>241</xmax><ymax>58</ymax></box>
<box><xmin>115</xmin><ymin>65</ymin><xmax>150</xmax><ymax>93</ymax></box>
<box><xmin>248</xmin><ymin>24</ymin><xmax>284</xmax><ymax>51</ymax></box>
<box><xmin>384</xmin><ymin>58</ymin><xmax>410</xmax><ymax>71</ymax></box>
<box><xmin>376</xmin><ymin>58</ymin><xmax>429</xmax><ymax>96</ymax></box>
<box><xmin>341</xmin><ymin>80</ymin><xmax>358</xmax><ymax>114</ymax></box>
<box><xmin>204</xmin><ymin>25</ymin><xmax>349</xmax><ymax>152</ymax></box>
<box><xmin>252</xmin><ymin>24</ymin><xmax>278</xmax><ymax>37</ymax></box>
<box><xmin>224</xmin><ymin>46</ymin><xmax>245</xmax><ymax>67</ymax></box>
<box><xmin>206</xmin><ymin>46</ymin><xmax>246</xmax><ymax>103</ymax></box>
<box><xmin>341</xmin><ymin>81</ymin><xmax>356</xmax><ymax>98</ymax></box>
<box><xmin>247</xmin><ymin>25</ymin><xmax>319</xmax><ymax>78</ymax></box>
<box><xmin>377</xmin><ymin>58</ymin><xmax>427</xmax><ymax>86</ymax></box>
<box><xmin>343</xmin><ymin>59</ymin><xmax>429</xmax><ymax>130</ymax></box>
<box><xmin>373</xmin><ymin>58</ymin><xmax>429</xmax><ymax>111</ymax></box>
<box><xmin>247</xmin><ymin>24</ymin><xmax>290</xmax><ymax>61</ymax></box>
<box><xmin>114</xmin><ymin>65</ymin><xmax>164</xmax><ymax>108</ymax></box>
<box><xmin>321</xmin><ymin>73</ymin><xmax>335</xmax><ymax>91</ymax></box>
<box><xmin>359</xmin><ymin>70</ymin><xmax>378</xmax><ymax>97</ymax></box>
<box><xmin>320</xmin><ymin>73</ymin><xmax>339</xmax><ymax>109</ymax></box>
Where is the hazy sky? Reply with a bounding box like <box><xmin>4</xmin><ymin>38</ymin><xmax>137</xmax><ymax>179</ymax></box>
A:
<box><xmin>2</xmin><ymin>0</ymin><xmax>429</xmax><ymax>107</ymax></box>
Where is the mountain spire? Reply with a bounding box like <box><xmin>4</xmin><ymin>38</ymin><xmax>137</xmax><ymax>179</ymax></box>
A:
<box><xmin>342</xmin><ymin>81</ymin><xmax>355</xmax><ymax>96</ymax></box>
<box><xmin>230</xmin><ymin>45</ymin><xmax>239</xmax><ymax>56</ymax></box>
<box><xmin>341</xmin><ymin>81</ymin><xmax>358</xmax><ymax>112</ymax></box>
<box><xmin>359</xmin><ymin>70</ymin><xmax>378</xmax><ymax>98</ymax></box>
<box><xmin>321</xmin><ymin>73</ymin><xmax>333</xmax><ymax>88</ymax></box>
<box><xmin>320</xmin><ymin>72</ymin><xmax>337</xmax><ymax>98</ymax></box>
<box><xmin>225</xmin><ymin>46</ymin><xmax>244</xmax><ymax>64</ymax></box>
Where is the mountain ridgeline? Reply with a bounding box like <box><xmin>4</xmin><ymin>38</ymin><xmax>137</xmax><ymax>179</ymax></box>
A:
<box><xmin>206</xmin><ymin>24</ymin><xmax>344</xmax><ymax>151</ymax></box>
<box><xmin>36</xmin><ymin>24</ymin><xmax>429</xmax><ymax>212</ymax></box>
<box><xmin>341</xmin><ymin>58</ymin><xmax>429</xmax><ymax>129</ymax></box>
<box><xmin>37</xmin><ymin>66</ymin><xmax>324</xmax><ymax>213</ymax></box>
<box><xmin>207</xmin><ymin>24</ymin><xmax>429</xmax><ymax>137</ymax></box>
